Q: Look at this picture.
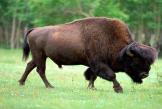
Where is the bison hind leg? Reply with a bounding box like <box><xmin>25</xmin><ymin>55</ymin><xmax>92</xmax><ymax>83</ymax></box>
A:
<box><xmin>84</xmin><ymin>68</ymin><xmax>97</xmax><ymax>89</ymax></box>
<box><xmin>19</xmin><ymin>59</ymin><xmax>36</xmax><ymax>85</ymax></box>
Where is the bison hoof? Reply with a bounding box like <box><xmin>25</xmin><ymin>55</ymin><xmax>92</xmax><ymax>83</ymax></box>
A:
<box><xmin>46</xmin><ymin>85</ymin><xmax>54</xmax><ymax>88</ymax></box>
<box><xmin>19</xmin><ymin>80</ymin><xmax>25</xmax><ymax>86</ymax></box>
<box><xmin>114</xmin><ymin>86</ymin><xmax>123</xmax><ymax>93</ymax></box>
<box><xmin>87</xmin><ymin>86</ymin><xmax>97</xmax><ymax>90</ymax></box>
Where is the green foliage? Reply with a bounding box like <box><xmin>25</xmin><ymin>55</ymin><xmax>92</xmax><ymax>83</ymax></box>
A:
<box><xmin>28</xmin><ymin>0</ymin><xmax>65</xmax><ymax>26</ymax></box>
<box><xmin>0</xmin><ymin>0</ymin><xmax>162</xmax><ymax>49</ymax></box>
<box><xmin>121</xmin><ymin>0</ymin><xmax>162</xmax><ymax>29</ymax></box>
<box><xmin>27</xmin><ymin>0</ymin><xmax>130</xmax><ymax>26</ymax></box>
<box><xmin>0</xmin><ymin>0</ymin><xmax>161</xmax><ymax>29</ymax></box>
<box><xmin>94</xmin><ymin>0</ymin><xmax>128</xmax><ymax>21</ymax></box>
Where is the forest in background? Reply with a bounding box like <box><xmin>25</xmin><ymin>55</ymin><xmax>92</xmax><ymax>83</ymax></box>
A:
<box><xmin>0</xmin><ymin>0</ymin><xmax>162</xmax><ymax>55</ymax></box>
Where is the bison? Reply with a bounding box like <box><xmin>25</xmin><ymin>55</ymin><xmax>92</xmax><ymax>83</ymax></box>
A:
<box><xmin>19</xmin><ymin>17</ymin><xmax>157</xmax><ymax>93</ymax></box>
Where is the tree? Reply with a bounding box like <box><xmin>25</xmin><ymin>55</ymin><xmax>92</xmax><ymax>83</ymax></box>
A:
<box><xmin>0</xmin><ymin>0</ymin><xmax>161</xmax><ymax>55</ymax></box>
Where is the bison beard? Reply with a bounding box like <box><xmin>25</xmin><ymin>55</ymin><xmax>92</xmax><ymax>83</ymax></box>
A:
<box><xmin>19</xmin><ymin>17</ymin><xmax>157</xmax><ymax>93</ymax></box>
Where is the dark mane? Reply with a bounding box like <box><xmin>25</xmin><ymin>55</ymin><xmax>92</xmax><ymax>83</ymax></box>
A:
<box><xmin>80</xmin><ymin>18</ymin><xmax>133</xmax><ymax>64</ymax></box>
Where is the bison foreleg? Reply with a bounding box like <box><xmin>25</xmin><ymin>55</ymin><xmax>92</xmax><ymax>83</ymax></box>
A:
<box><xmin>88</xmin><ymin>80</ymin><xmax>96</xmax><ymax>90</ymax></box>
<box><xmin>112</xmin><ymin>79</ymin><xmax>123</xmax><ymax>93</ymax></box>
<box><xmin>96</xmin><ymin>63</ymin><xmax>123</xmax><ymax>93</ymax></box>
<box><xmin>84</xmin><ymin>68</ymin><xmax>97</xmax><ymax>89</ymax></box>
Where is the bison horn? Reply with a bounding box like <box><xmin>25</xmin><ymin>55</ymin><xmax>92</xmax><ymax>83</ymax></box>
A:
<box><xmin>126</xmin><ymin>43</ymin><xmax>134</xmax><ymax>57</ymax></box>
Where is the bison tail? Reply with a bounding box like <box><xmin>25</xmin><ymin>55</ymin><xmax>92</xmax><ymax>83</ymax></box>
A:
<box><xmin>22</xmin><ymin>29</ymin><xmax>33</xmax><ymax>61</ymax></box>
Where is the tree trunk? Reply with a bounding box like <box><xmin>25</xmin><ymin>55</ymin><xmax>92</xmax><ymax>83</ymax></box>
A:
<box><xmin>0</xmin><ymin>27</ymin><xmax>3</xmax><ymax>43</ymax></box>
<box><xmin>155</xmin><ymin>9</ymin><xmax>161</xmax><ymax>54</ymax></box>
<box><xmin>1</xmin><ymin>21</ymin><xmax>9</xmax><ymax>47</ymax></box>
<box><xmin>144</xmin><ymin>29</ymin><xmax>151</xmax><ymax>46</ymax></box>
<box><xmin>15</xmin><ymin>19</ymin><xmax>22</xmax><ymax>48</ymax></box>
<box><xmin>10</xmin><ymin>14</ymin><xmax>16</xmax><ymax>49</ymax></box>
<box><xmin>4</xmin><ymin>25</ymin><xmax>10</xmax><ymax>47</ymax></box>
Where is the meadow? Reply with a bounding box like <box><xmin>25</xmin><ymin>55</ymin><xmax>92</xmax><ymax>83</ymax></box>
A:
<box><xmin>0</xmin><ymin>48</ymin><xmax>162</xmax><ymax>109</ymax></box>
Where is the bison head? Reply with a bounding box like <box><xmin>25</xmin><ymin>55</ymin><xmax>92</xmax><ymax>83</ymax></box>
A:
<box><xmin>119</xmin><ymin>42</ymin><xmax>157</xmax><ymax>83</ymax></box>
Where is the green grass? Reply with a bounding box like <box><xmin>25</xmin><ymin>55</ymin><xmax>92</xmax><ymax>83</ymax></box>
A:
<box><xmin>0</xmin><ymin>48</ymin><xmax>162</xmax><ymax>109</ymax></box>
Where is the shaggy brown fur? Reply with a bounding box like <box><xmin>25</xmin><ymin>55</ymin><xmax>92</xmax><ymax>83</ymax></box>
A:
<box><xmin>19</xmin><ymin>17</ymin><xmax>157</xmax><ymax>93</ymax></box>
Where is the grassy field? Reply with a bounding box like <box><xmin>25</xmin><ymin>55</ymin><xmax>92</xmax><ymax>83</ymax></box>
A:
<box><xmin>0</xmin><ymin>48</ymin><xmax>162</xmax><ymax>109</ymax></box>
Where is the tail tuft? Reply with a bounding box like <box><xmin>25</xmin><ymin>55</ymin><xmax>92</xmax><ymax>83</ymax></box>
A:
<box><xmin>22</xmin><ymin>29</ymin><xmax>34</xmax><ymax>61</ymax></box>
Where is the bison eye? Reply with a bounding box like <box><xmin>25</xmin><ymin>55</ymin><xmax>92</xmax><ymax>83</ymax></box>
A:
<box><xmin>133</xmin><ymin>57</ymin><xmax>142</xmax><ymax>64</ymax></box>
<box><xmin>133</xmin><ymin>58</ymin><xmax>139</xmax><ymax>64</ymax></box>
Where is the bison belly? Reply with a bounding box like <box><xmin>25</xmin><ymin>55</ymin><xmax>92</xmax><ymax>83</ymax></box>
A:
<box><xmin>45</xmin><ymin>27</ymin><xmax>87</xmax><ymax>66</ymax></box>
